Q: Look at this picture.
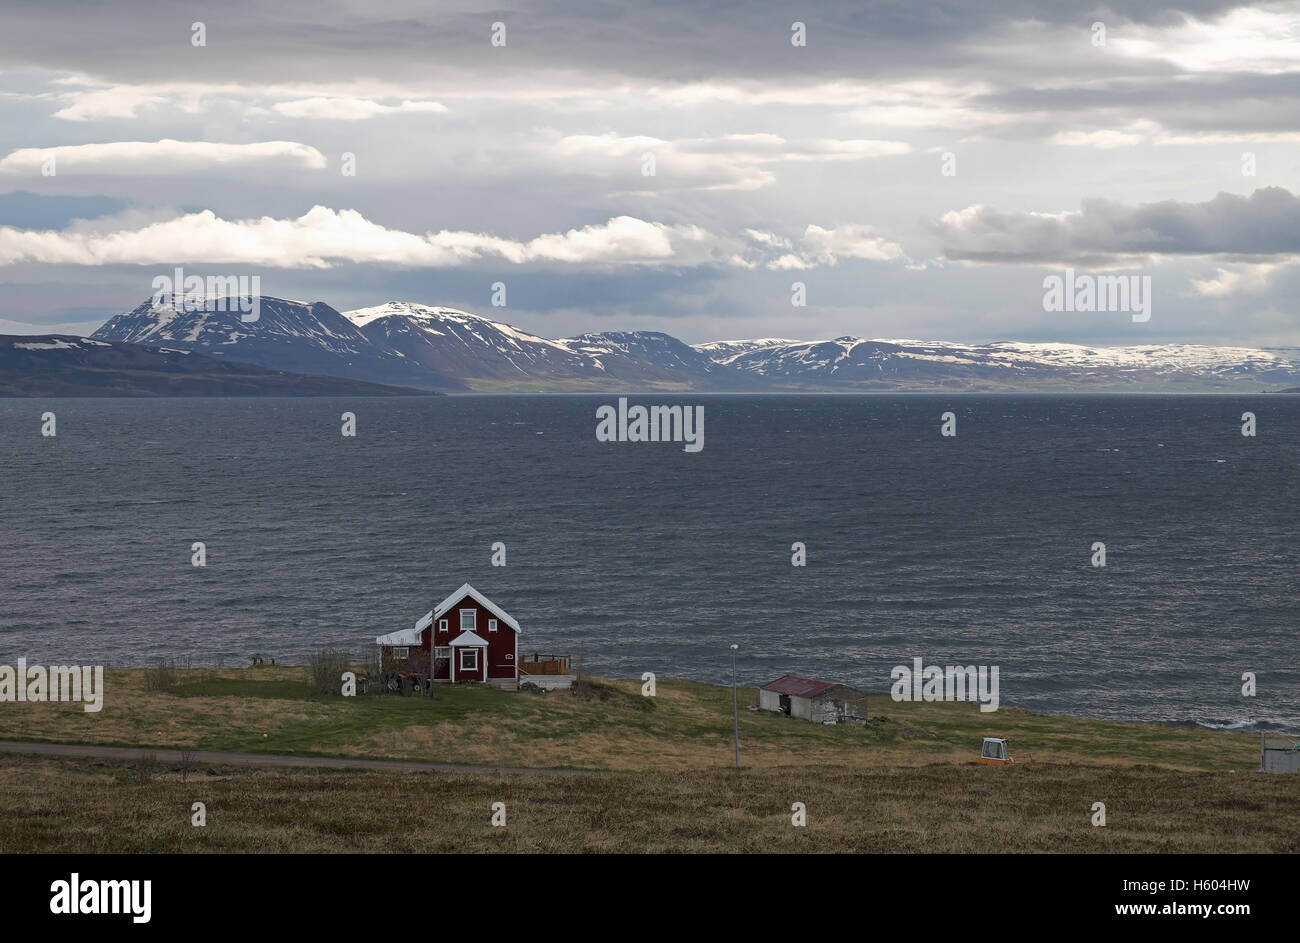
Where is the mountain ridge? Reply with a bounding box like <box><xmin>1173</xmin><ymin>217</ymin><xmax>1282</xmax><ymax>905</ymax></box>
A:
<box><xmin>82</xmin><ymin>294</ymin><xmax>1300</xmax><ymax>393</ymax></box>
<box><xmin>0</xmin><ymin>334</ymin><xmax>436</xmax><ymax>397</ymax></box>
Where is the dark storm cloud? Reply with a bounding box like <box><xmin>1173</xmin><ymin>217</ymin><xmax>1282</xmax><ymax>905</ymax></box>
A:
<box><xmin>0</xmin><ymin>0</ymin><xmax>1248</xmax><ymax>84</ymax></box>
<box><xmin>980</xmin><ymin>72</ymin><xmax>1300</xmax><ymax>134</ymax></box>
<box><xmin>3</xmin><ymin>0</ymin><xmax>1299</xmax><ymax>347</ymax></box>
<box><xmin>935</xmin><ymin>186</ymin><xmax>1300</xmax><ymax>263</ymax></box>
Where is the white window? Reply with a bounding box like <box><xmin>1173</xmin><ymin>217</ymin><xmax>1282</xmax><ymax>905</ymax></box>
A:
<box><xmin>438</xmin><ymin>619</ymin><xmax>448</xmax><ymax>633</ymax></box>
<box><xmin>392</xmin><ymin>647</ymin><xmax>409</xmax><ymax>660</ymax></box>
<box><xmin>459</xmin><ymin>649</ymin><xmax>479</xmax><ymax>671</ymax></box>
<box><xmin>488</xmin><ymin>618</ymin><xmax>498</xmax><ymax>633</ymax></box>
<box><xmin>460</xmin><ymin>609</ymin><xmax>476</xmax><ymax>631</ymax></box>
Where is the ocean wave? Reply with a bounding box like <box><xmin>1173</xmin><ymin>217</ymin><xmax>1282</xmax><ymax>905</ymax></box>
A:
<box><xmin>1193</xmin><ymin>719</ymin><xmax>1290</xmax><ymax>733</ymax></box>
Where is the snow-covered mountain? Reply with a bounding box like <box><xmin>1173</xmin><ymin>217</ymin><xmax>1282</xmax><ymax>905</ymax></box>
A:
<box><xmin>694</xmin><ymin>338</ymin><xmax>803</xmax><ymax>362</ymax></box>
<box><xmin>711</xmin><ymin>336</ymin><xmax>1300</xmax><ymax>391</ymax></box>
<box><xmin>343</xmin><ymin>303</ymin><xmax>759</xmax><ymax>391</ymax></box>
<box><xmin>93</xmin><ymin>296</ymin><xmax>456</xmax><ymax>390</ymax></box>
<box><xmin>83</xmin><ymin>294</ymin><xmax>1300</xmax><ymax>392</ymax></box>
<box><xmin>557</xmin><ymin>330</ymin><xmax>762</xmax><ymax>389</ymax></box>
<box><xmin>344</xmin><ymin>302</ymin><xmax>599</xmax><ymax>390</ymax></box>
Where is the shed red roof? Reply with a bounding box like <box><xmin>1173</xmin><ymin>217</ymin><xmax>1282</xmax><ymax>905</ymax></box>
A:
<box><xmin>760</xmin><ymin>674</ymin><xmax>837</xmax><ymax>697</ymax></box>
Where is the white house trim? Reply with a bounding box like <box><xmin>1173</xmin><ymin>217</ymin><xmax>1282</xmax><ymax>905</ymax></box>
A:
<box><xmin>418</xmin><ymin>583</ymin><xmax>522</xmax><ymax>633</ymax></box>
<box><xmin>449</xmin><ymin>630</ymin><xmax>489</xmax><ymax>681</ymax></box>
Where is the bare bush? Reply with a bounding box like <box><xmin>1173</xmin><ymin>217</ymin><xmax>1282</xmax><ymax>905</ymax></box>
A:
<box><xmin>361</xmin><ymin>646</ymin><xmax>380</xmax><ymax>687</ymax></box>
<box><xmin>308</xmin><ymin>648</ymin><xmax>350</xmax><ymax>696</ymax></box>
<box><xmin>143</xmin><ymin>658</ymin><xmax>178</xmax><ymax>692</ymax></box>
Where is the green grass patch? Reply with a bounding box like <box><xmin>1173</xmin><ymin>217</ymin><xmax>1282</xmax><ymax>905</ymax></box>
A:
<box><xmin>0</xmin><ymin>666</ymin><xmax>1270</xmax><ymax>774</ymax></box>
<box><xmin>171</xmin><ymin>678</ymin><xmax>314</xmax><ymax>699</ymax></box>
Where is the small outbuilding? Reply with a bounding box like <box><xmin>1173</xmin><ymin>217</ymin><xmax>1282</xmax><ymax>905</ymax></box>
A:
<box><xmin>1260</xmin><ymin>734</ymin><xmax>1300</xmax><ymax>773</ymax></box>
<box><xmin>759</xmin><ymin>674</ymin><xmax>868</xmax><ymax>725</ymax></box>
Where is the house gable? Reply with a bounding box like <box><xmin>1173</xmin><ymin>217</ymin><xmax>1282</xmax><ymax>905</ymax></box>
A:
<box><xmin>414</xmin><ymin>582</ymin><xmax>521</xmax><ymax>634</ymax></box>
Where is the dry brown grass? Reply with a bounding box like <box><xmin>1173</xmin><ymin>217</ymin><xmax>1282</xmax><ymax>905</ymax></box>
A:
<box><xmin>0</xmin><ymin>754</ymin><xmax>1294</xmax><ymax>854</ymax></box>
<box><xmin>0</xmin><ymin>668</ymin><xmax>1268</xmax><ymax>775</ymax></box>
<box><xmin>0</xmin><ymin>666</ymin><xmax>329</xmax><ymax>748</ymax></box>
<box><xmin>2</xmin><ymin>667</ymin><xmax>1287</xmax><ymax>854</ymax></box>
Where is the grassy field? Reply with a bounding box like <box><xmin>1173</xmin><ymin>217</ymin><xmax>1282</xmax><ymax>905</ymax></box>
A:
<box><xmin>1</xmin><ymin>666</ymin><xmax>1294</xmax><ymax>853</ymax></box>
<box><xmin>0</xmin><ymin>665</ymin><xmax>1269</xmax><ymax>771</ymax></box>
<box><xmin>1</xmin><ymin>754</ymin><xmax>1295</xmax><ymax>853</ymax></box>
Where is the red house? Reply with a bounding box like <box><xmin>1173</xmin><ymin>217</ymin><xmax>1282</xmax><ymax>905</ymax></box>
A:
<box><xmin>376</xmin><ymin>583</ymin><xmax>520</xmax><ymax>688</ymax></box>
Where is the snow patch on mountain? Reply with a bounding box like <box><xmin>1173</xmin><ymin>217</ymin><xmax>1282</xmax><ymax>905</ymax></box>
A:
<box><xmin>698</xmin><ymin>336</ymin><xmax>1300</xmax><ymax>380</ymax></box>
<box><xmin>92</xmin><ymin>295</ymin><xmax>446</xmax><ymax>389</ymax></box>
<box><xmin>86</xmin><ymin>293</ymin><xmax>1300</xmax><ymax>392</ymax></box>
<box><xmin>346</xmin><ymin>302</ymin><xmax>576</xmax><ymax>354</ymax></box>
<box><xmin>15</xmin><ymin>338</ymin><xmax>88</xmax><ymax>351</ymax></box>
<box><xmin>694</xmin><ymin>338</ymin><xmax>804</xmax><ymax>363</ymax></box>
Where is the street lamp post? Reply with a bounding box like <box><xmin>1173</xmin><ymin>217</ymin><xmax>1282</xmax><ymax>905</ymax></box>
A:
<box><xmin>730</xmin><ymin>643</ymin><xmax>739</xmax><ymax>768</ymax></box>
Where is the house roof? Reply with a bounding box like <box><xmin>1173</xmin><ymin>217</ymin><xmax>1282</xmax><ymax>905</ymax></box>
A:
<box><xmin>414</xmin><ymin>583</ymin><xmax>521</xmax><ymax>633</ymax></box>
<box><xmin>376</xmin><ymin>627</ymin><xmax>424</xmax><ymax>647</ymax></box>
<box><xmin>448</xmin><ymin>630</ymin><xmax>489</xmax><ymax>647</ymax></box>
<box><xmin>760</xmin><ymin>674</ymin><xmax>838</xmax><ymax>698</ymax></box>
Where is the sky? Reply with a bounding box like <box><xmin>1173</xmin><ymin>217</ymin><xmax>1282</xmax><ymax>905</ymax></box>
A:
<box><xmin>0</xmin><ymin>0</ymin><xmax>1298</xmax><ymax>346</ymax></box>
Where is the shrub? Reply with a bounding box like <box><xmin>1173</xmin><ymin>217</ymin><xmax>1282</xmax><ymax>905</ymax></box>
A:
<box><xmin>143</xmin><ymin>658</ymin><xmax>178</xmax><ymax>692</ymax></box>
<box><xmin>308</xmin><ymin>648</ymin><xmax>351</xmax><ymax>696</ymax></box>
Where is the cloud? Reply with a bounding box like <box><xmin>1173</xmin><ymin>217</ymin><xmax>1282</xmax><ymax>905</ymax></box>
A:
<box><xmin>0</xmin><ymin>205</ymin><xmax>908</xmax><ymax>273</ymax></box>
<box><xmin>742</xmin><ymin>229</ymin><xmax>793</xmax><ymax>250</ymax></box>
<box><xmin>933</xmin><ymin>187</ymin><xmax>1300</xmax><ymax>265</ymax></box>
<box><xmin>1049</xmin><ymin>129</ymin><xmax>1146</xmax><ymax>149</ymax></box>
<box><xmin>424</xmin><ymin>215</ymin><xmax>702</xmax><ymax>265</ymax></box>
<box><xmin>1154</xmin><ymin>130</ymin><xmax>1300</xmax><ymax>145</ymax></box>
<box><xmin>0</xmin><ymin>140</ymin><xmax>327</xmax><ymax>175</ymax></box>
<box><xmin>0</xmin><ymin>0</ymin><xmax>1256</xmax><ymax>90</ymax></box>
<box><xmin>40</xmin><ymin>78</ymin><xmax>453</xmax><ymax>123</ymax></box>
<box><xmin>270</xmin><ymin>97</ymin><xmax>448</xmax><ymax>119</ymax></box>
<box><xmin>5</xmin><ymin>1</ymin><xmax>1300</xmax><ymax>346</ymax></box>
<box><xmin>680</xmin><ymin>133</ymin><xmax>910</xmax><ymax>160</ymax></box>
<box><xmin>51</xmin><ymin>86</ymin><xmax>168</xmax><ymax>121</ymax></box>
<box><xmin>552</xmin><ymin>131</ymin><xmax>909</xmax><ymax>191</ymax></box>
<box><xmin>839</xmin><ymin>79</ymin><xmax>1038</xmax><ymax>131</ymax></box>
<box><xmin>1110</xmin><ymin>6</ymin><xmax>1300</xmax><ymax>76</ymax></box>
<box><xmin>800</xmin><ymin>224</ymin><xmax>907</xmax><ymax>265</ymax></box>
<box><xmin>0</xmin><ymin>206</ymin><xmax>726</xmax><ymax>269</ymax></box>
<box><xmin>746</xmin><ymin>224</ymin><xmax>906</xmax><ymax>269</ymax></box>
<box><xmin>1189</xmin><ymin>261</ymin><xmax>1287</xmax><ymax>297</ymax></box>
